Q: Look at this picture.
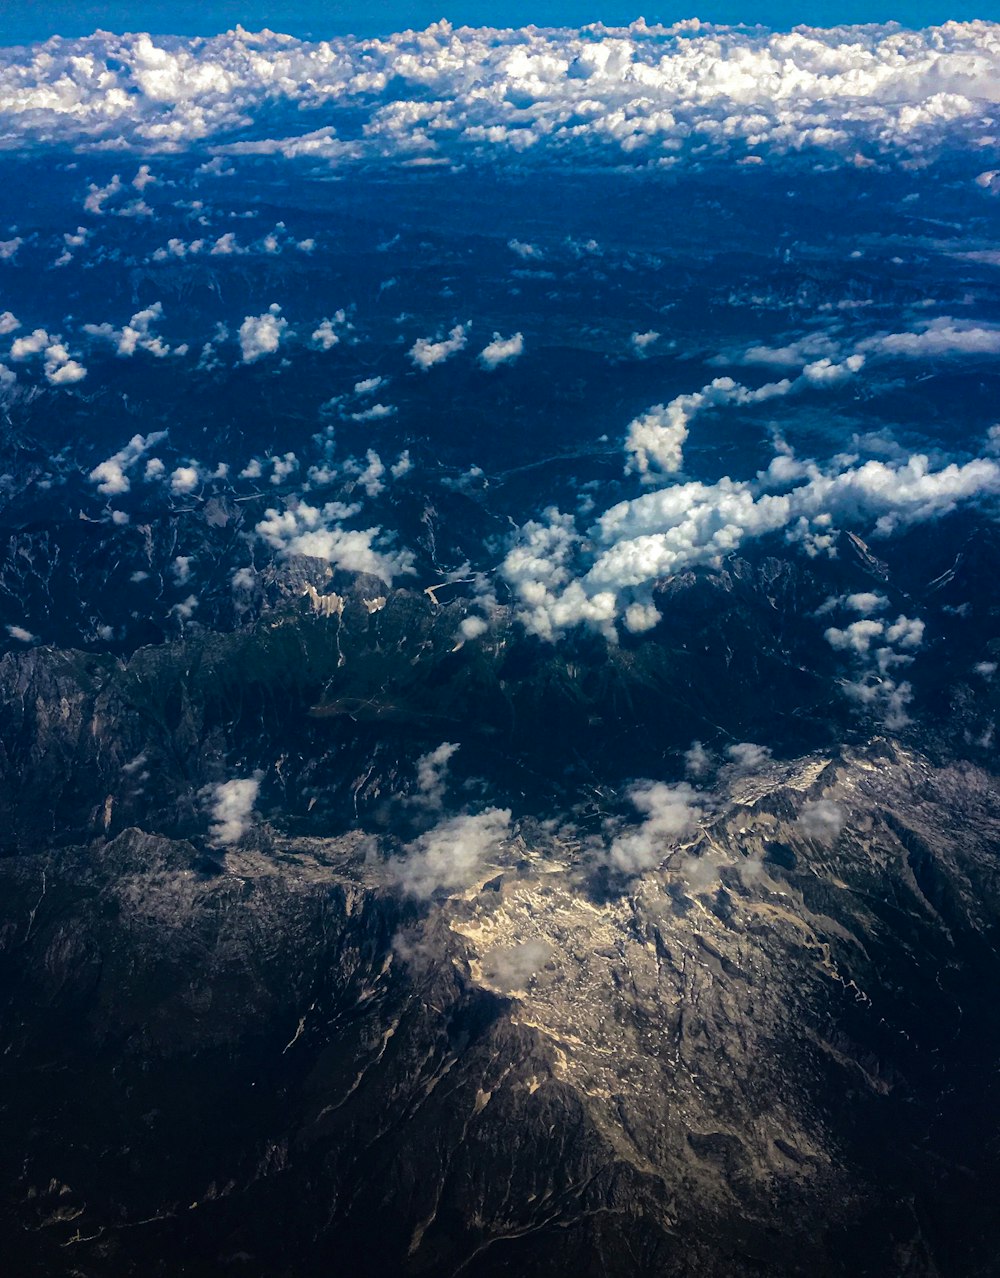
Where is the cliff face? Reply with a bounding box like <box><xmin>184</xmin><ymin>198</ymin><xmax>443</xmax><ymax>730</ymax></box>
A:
<box><xmin>3</xmin><ymin>736</ymin><xmax>1000</xmax><ymax>1277</ymax></box>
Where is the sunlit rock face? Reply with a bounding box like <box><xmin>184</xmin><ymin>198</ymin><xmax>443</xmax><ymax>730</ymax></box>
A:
<box><xmin>2</xmin><ymin>15</ymin><xmax>1000</xmax><ymax>1277</ymax></box>
<box><xmin>5</xmin><ymin>739</ymin><xmax>1000</xmax><ymax>1275</ymax></box>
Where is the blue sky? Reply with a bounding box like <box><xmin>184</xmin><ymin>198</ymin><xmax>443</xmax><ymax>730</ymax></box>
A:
<box><xmin>3</xmin><ymin>1</ymin><xmax>998</xmax><ymax>43</ymax></box>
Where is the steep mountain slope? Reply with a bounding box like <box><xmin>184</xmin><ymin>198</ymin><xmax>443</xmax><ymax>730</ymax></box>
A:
<box><xmin>3</xmin><ymin>736</ymin><xmax>999</xmax><ymax>1276</ymax></box>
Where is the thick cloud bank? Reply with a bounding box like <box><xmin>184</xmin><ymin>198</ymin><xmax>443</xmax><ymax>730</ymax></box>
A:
<box><xmin>503</xmin><ymin>449</ymin><xmax>1000</xmax><ymax>640</ymax></box>
<box><xmin>1</xmin><ymin>21</ymin><xmax>998</xmax><ymax>165</ymax></box>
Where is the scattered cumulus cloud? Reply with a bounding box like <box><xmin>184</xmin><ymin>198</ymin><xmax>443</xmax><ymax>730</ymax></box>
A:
<box><xmin>478</xmin><ymin>331</ymin><xmax>524</xmax><ymax>369</ymax></box>
<box><xmin>84</xmin><ymin>301</ymin><xmax>173</xmax><ymax>358</ymax></box>
<box><xmin>170</xmin><ymin>465</ymin><xmax>200</xmax><ymax>495</ymax></box>
<box><xmin>480</xmin><ymin>940</ymin><xmax>554</xmax><ymax>992</ymax></box>
<box><xmin>10</xmin><ymin>327</ymin><xmax>87</xmax><ymax>384</ymax></box>
<box><xmin>624</xmin><ymin>378</ymin><xmax>792</xmax><ymax>485</ymax></box>
<box><xmin>256</xmin><ymin>500</ymin><xmax>416</xmax><ymax>582</ymax></box>
<box><xmin>239</xmin><ymin>304</ymin><xmax>287</xmax><ymax>363</ymax></box>
<box><xmin>724</xmin><ymin>742</ymin><xmax>772</xmax><ymax>773</ymax></box>
<box><xmin>208</xmin><ymin>774</ymin><xmax>262</xmax><ymax>846</ymax></box>
<box><xmin>630</xmin><ymin>329</ymin><xmax>660</xmax><ymax>355</ymax></box>
<box><xmin>411</xmin><ymin>742</ymin><xmax>460</xmax><ymax>811</ymax></box>
<box><xmin>608</xmin><ymin>781</ymin><xmax>703</xmax><ymax>875</ymax></box>
<box><xmin>354</xmin><ymin>375</ymin><xmax>386</xmax><ymax>395</ymax></box>
<box><xmin>684</xmin><ymin>741</ymin><xmax>713</xmax><ymax>778</ymax></box>
<box><xmin>84</xmin><ymin>174</ymin><xmax>123</xmax><ymax>214</ymax></box>
<box><xmin>459</xmin><ymin>614</ymin><xmax>489</xmax><ymax>641</ymax></box>
<box><xmin>312</xmin><ymin>311</ymin><xmax>350</xmax><ymax>349</ymax></box>
<box><xmin>409</xmin><ymin>323</ymin><xmax>467</xmax><ymax>370</ymax></box>
<box><xmin>89</xmin><ymin>431</ymin><xmax>167</xmax><ymax>495</ymax></box>
<box><xmin>797</xmin><ymin>799</ymin><xmax>845</xmax><ymax>842</ymax></box>
<box><xmin>386</xmin><ymin>807</ymin><xmax>512</xmax><ymax>898</ymax></box>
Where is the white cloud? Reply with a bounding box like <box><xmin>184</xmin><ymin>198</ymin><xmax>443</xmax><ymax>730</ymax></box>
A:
<box><xmin>84</xmin><ymin>301</ymin><xmax>172</xmax><ymax>358</ymax></box>
<box><xmin>256</xmin><ymin>500</ymin><xmax>416</xmax><ymax>583</ymax></box>
<box><xmin>44</xmin><ymin>348</ymin><xmax>87</xmax><ymax>384</ymax></box>
<box><xmin>722</xmin><ymin>321</ymin><xmax>1000</xmax><ymax>376</ymax></box>
<box><xmin>412</xmin><ymin>742</ymin><xmax>459</xmax><ymax>811</ymax></box>
<box><xmin>501</xmin><ymin>507</ymin><xmax>618</xmax><ymax>642</ymax></box>
<box><xmin>860</xmin><ymin>317</ymin><xmax>1000</xmax><ymax>359</ymax></box>
<box><xmin>265</xmin><ymin>453</ymin><xmax>297</xmax><ymax>485</ymax></box>
<box><xmin>683</xmin><ymin>740</ymin><xmax>712</xmax><ymax>778</ymax></box>
<box><xmin>209</xmin><ymin>233</ymin><xmax>244</xmax><ymax>255</ymax></box>
<box><xmin>623</xmin><ymin>601</ymin><xmax>661</xmax><ymax>633</ymax></box>
<box><xmin>12</xmin><ymin>327</ymin><xmax>87</xmax><ymax>383</ymax></box>
<box><xmin>818</xmin><ymin>591</ymin><xmax>889</xmax><ymax>616</ymax></box>
<box><xmin>0</xmin><ymin>310</ymin><xmax>19</xmax><ymax>335</ymax></box>
<box><xmin>153</xmin><ymin>237</ymin><xmax>204</xmax><ymax>260</ymax></box>
<box><xmin>6</xmin><ymin>624</ymin><xmax>35</xmax><ymax>643</ymax></box>
<box><xmin>508</xmin><ymin>239</ymin><xmax>542</xmax><ymax>259</ymax></box>
<box><xmin>10</xmin><ymin>328</ymin><xmax>50</xmax><ymax>359</ymax></box>
<box><xmin>1</xmin><ymin>24</ymin><xmax>996</xmax><ymax>167</ymax></box>
<box><xmin>409</xmin><ymin>323</ymin><xmax>467</xmax><ymax>370</ymax></box>
<box><xmin>0</xmin><ymin>236</ymin><xmax>22</xmax><ymax>260</ymax></box>
<box><xmin>826</xmin><ymin>613</ymin><xmax>924</xmax><ymax>658</ymax></box>
<box><xmin>170</xmin><ymin>465</ymin><xmax>200</xmax><ymax>494</ymax></box>
<box><xmin>239</xmin><ymin>303</ymin><xmax>287</xmax><ymax>363</ymax></box>
<box><xmin>479</xmin><ymin>940</ymin><xmax>554</xmax><ymax>992</ymax></box>
<box><xmin>801</xmin><ymin>354</ymin><xmax>865</xmax><ymax>384</ymax></box>
<box><xmin>725</xmin><ymin>742</ymin><xmax>772</xmax><ymax>773</ymax></box>
<box><xmin>630</xmin><ymin>330</ymin><xmax>660</xmax><ymax>355</ymax></box>
<box><xmin>311</xmin><ymin>311</ymin><xmax>349</xmax><ymax>350</ymax></box>
<box><xmin>886</xmin><ymin>614</ymin><xmax>925</xmax><ymax>648</ymax></box>
<box><xmin>386</xmin><ymin>807</ymin><xmax>512</xmax><ymax>898</ymax></box>
<box><xmin>732</xmin><ymin>333</ymin><xmax>841</xmax><ymax>367</ymax></box>
<box><xmin>89</xmin><ymin>430</ymin><xmax>167</xmax><ymax>495</ymax></box>
<box><xmin>350</xmin><ymin>449</ymin><xmax>386</xmax><ymax>497</ymax></box>
<box><xmin>624</xmin><ymin>378</ymin><xmax>792</xmax><ymax>485</ymax></box>
<box><xmin>171</xmin><ymin>594</ymin><xmax>199</xmax><ymax>622</ymax></box>
<box><xmin>503</xmin><ymin>442</ymin><xmax>1000</xmax><ymax>641</ymax></box>
<box><xmin>823</xmin><ymin>604</ymin><xmax>925</xmax><ymax>727</ymax></box>
<box><xmin>608</xmin><ymin>781</ymin><xmax>703</xmax><ymax>875</ymax></box>
<box><xmin>825</xmin><ymin>619</ymin><xmax>886</xmax><ymax>654</ymax></box>
<box><xmin>846</xmin><ymin>592</ymin><xmax>888</xmax><ymax>615</ymax></box>
<box><xmin>623</xmin><ymin>402</ymin><xmax>690</xmax><ymax>482</ymax></box>
<box><xmin>212</xmin><ymin>125</ymin><xmax>358</xmax><ymax>161</ymax></box>
<box><xmin>354</xmin><ymin>375</ymin><xmax>386</xmax><ymax>395</ymax></box>
<box><xmin>350</xmin><ymin>402</ymin><xmax>396</xmax><ymax>422</ymax></box>
<box><xmin>459</xmin><ymin>614</ymin><xmax>488</xmax><ymax>641</ymax></box>
<box><xmin>797</xmin><ymin>799</ymin><xmax>845</xmax><ymax>842</ymax></box>
<box><xmin>478</xmin><ymin>331</ymin><xmax>524</xmax><ymax>370</ymax></box>
<box><xmin>208</xmin><ymin>775</ymin><xmax>262</xmax><ymax>847</ymax></box>
<box><xmin>84</xmin><ymin>174</ymin><xmax>123</xmax><ymax>214</ymax></box>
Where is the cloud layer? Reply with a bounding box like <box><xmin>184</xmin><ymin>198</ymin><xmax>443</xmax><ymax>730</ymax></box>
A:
<box><xmin>1</xmin><ymin>21</ymin><xmax>998</xmax><ymax>165</ymax></box>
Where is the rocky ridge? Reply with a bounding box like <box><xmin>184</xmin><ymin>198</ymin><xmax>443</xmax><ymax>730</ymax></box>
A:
<box><xmin>3</xmin><ymin>740</ymin><xmax>1000</xmax><ymax>1275</ymax></box>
